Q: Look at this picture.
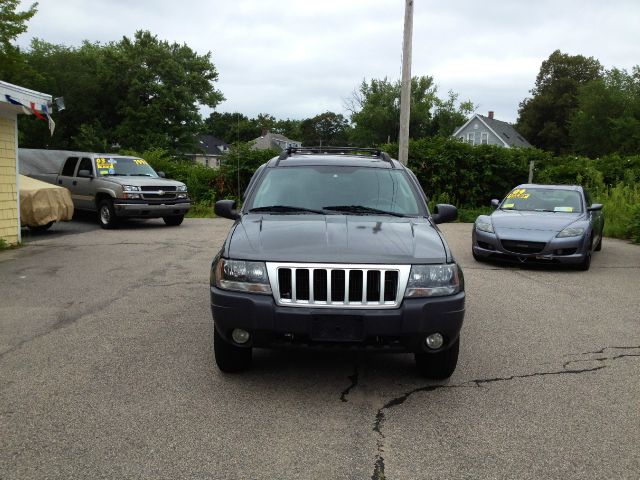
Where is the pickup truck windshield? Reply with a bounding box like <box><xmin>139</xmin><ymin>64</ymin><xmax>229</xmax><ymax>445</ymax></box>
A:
<box><xmin>95</xmin><ymin>157</ymin><xmax>159</xmax><ymax>177</ymax></box>
<box><xmin>248</xmin><ymin>166</ymin><xmax>423</xmax><ymax>216</ymax></box>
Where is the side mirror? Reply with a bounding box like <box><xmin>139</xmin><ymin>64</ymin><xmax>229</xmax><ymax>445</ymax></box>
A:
<box><xmin>77</xmin><ymin>169</ymin><xmax>93</xmax><ymax>178</ymax></box>
<box><xmin>491</xmin><ymin>199</ymin><xmax>500</xmax><ymax>208</ymax></box>
<box><xmin>587</xmin><ymin>203</ymin><xmax>603</xmax><ymax>211</ymax></box>
<box><xmin>157</xmin><ymin>171</ymin><xmax>166</xmax><ymax>178</ymax></box>
<box><xmin>431</xmin><ymin>204</ymin><xmax>458</xmax><ymax>224</ymax></box>
<box><xmin>214</xmin><ymin>199</ymin><xmax>240</xmax><ymax>220</ymax></box>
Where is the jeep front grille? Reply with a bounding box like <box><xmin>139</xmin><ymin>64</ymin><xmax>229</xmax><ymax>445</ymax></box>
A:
<box><xmin>266</xmin><ymin>263</ymin><xmax>411</xmax><ymax>309</ymax></box>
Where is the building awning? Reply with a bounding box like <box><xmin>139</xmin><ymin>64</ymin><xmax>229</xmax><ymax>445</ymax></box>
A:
<box><xmin>0</xmin><ymin>80</ymin><xmax>54</xmax><ymax>134</ymax></box>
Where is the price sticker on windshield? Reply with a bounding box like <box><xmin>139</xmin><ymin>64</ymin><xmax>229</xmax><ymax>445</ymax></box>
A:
<box><xmin>96</xmin><ymin>158</ymin><xmax>115</xmax><ymax>169</ymax></box>
<box><xmin>134</xmin><ymin>159</ymin><xmax>148</xmax><ymax>165</ymax></box>
<box><xmin>507</xmin><ymin>188</ymin><xmax>530</xmax><ymax>199</ymax></box>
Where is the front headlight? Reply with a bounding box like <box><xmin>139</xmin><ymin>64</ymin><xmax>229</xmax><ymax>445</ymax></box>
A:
<box><xmin>557</xmin><ymin>226</ymin><xmax>585</xmax><ymax>238</ymax></box>
<box><xmin>176</xmin><ymin>185</ymin><xmax>187</xmax><ymax>192</ymax></box>
<box><xmin>122</xmin><ymin>185</ymin><xmax>141</xmax><ymax>192</ymax></box>
<box><xmin>405</xmin><ymin>264</ymin><xmax>462</xmax><ymax>298</ymax></box>
<box><xmin>212</xmin><ymin>258</ymin><xmax>272</xmax><ymax>294</ymax></box>
<box><xmin>475</xmin><ymin>220</ymin><xmax>494</xmax><ymax>233</ymax></box>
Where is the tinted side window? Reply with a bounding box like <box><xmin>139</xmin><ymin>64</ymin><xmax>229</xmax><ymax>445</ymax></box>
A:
<box><xmin>61</xmin><ymin>157</ymin><xmax>79</xmax><ymax>177</ymax></box>
<box><xmin>77</xmin><ymin>157</ymin><xmax>93</xmax><ymax>176</ymax></box>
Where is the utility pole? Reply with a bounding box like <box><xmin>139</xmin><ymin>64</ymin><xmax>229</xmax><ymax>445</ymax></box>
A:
<box><xmin>398</xmin><ymin>0</ymin><xmax>414</xmax><ymax>166</ymax></box>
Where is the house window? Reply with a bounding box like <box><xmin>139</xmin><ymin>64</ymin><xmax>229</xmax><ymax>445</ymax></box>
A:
<box><xmin>466</xmin><ymin>133</ymin><xmax>474</xmax><ymax>145</ymax></box>
<box><xmin>481</xmin><ymin>132</ymin><xmax>488</xmax><ymax>144</ymax></box>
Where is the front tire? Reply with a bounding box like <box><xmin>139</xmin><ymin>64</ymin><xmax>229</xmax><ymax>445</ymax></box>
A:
<box><xmin>214</xmin><ymin>328</ymin><xmax>252</xmax><ymax>373</ymax></box>
<box><xmin>578</xmin><ymin>239</ymin><xmax>592</xmax><ymax>271</ymax></box>
<box><xmin>28</xmin><ymin>221</ymin><xmax>54</xmax><ymax>232</ymax></box>
<box><xmin>415</xmin><ymin>337</ymin><xmax>460</xmax><ymax>379</ymax></box>
<box><xmin>98</xmin><ymin>199</ymin><xmax>119</xmax><ymax>229</ymax></box>
<box><xmin>163</xmin><ymin>214</ymin><xmax>184</xmax><ymax>226</ymax></box>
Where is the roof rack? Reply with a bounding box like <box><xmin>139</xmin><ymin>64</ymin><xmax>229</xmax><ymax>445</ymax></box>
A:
<box><xmin>276</xmin><ymin>146</ymin><xmax>394</xmax><ymax>167</ymax></box>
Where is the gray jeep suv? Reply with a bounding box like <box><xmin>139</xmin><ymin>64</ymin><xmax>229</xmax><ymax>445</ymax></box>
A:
<box><xmin>210</xmin><ymin>147</ymin><xmax>465</xmax><ymax>378</ymax></box>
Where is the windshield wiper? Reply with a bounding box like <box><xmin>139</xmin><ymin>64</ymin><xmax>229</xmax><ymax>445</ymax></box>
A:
<box><xmin>249</xmin><ymin>205</ymin><xmax>330</xmax><ymax>215</ymax></box>
<box><xmin>323</xmin><ymin>205</ymin><xmax>406</xmax><ymax>217</ymax></box>
<box><xmin>129</xmin><ymin>174</ymin><xmax>154</xmax><ymax>176</ymax></box>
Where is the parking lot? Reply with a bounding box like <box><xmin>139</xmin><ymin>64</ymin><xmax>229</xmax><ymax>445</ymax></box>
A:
<box><xmin>1</xmin><ymin>218</ymin><xmax>639</xmax><ymax>479</ymax></box>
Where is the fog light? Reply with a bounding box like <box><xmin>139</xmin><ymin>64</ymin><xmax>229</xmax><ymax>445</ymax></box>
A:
<box><xmin>231</xmin><ymin>328</ymin><xmax>250</xmax><ymax>344</ymax></box>
<box><xmin>425</xmin><ymin>333</ymin><xmax>444</xmax><ymax>350</ymax></box>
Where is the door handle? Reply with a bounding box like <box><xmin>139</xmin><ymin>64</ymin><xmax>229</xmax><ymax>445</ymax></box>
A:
<box><xmin>58</xmin><ymin>180</ymin><xmax>62</xmax><ymax>185</ymax></box>
<box><xmin>72</xmin><ymin>181</ymin><xmax>77</xmax><ymax>186</ymax></box>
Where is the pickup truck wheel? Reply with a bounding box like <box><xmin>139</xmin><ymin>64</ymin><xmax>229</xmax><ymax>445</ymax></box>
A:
<box><xmin>214</xmin><ymin>329</ymin><xmax>252</xmax><ymax>373</ymax></box>
<box><xmin>98</xmin><ymin>199</ymin><xmax>119</xmax><ymax>229</ymax></box>
<box><xmin>163</xmin><ymin>214</ymin><xmax>184</xmax><ymax>226</ymax></box>
<box><xmin>415</xmin><ymin>337</ymin><xmax>459</xmax><ymax>379</ymax></box>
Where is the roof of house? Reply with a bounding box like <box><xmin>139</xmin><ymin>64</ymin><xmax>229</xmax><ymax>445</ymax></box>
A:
<box><xmin>197</xmin><ymin>134</ymin><xmax>229</xmax><ymax>155</ymax></box>
<box><xmin>453</xmin><ymin>113</ymin><xmax>532</xmax><ymax>148</ymax></box>
<box><xmin>252</xmin><ymin>131</ymin><xmax>301</xmax><ymax>150</ymax></box>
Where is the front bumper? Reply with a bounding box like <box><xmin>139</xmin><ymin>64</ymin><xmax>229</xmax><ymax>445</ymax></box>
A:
<box><xmin>210</xmin><ymin>286</ymin><xmax>465</xmax><ymax>354</ymax></box>
<box><xmin>472</xmin><ymin>227</ymin><xmax>588</xmax><ymax>264</ymax></box>
<box><xmin>113</xmin><ymin>199</ymin><xmax>190</xmax><ymax>218</ymax></box>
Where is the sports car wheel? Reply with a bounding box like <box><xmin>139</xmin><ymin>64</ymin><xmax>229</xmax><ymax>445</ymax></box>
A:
<box><xmin>578</xmin><ymin>243</ymin><xmax>592</xmax><ymax>271</ymax></box>
<box><xmin>415</xmin><ymin>337</ymin><xmax>460</xmax><ymax>379</ymax></box>
<box><xmin>595</xmin><ymin>235</ymin><xmax>602</xmax><ymax>251</ymax></box>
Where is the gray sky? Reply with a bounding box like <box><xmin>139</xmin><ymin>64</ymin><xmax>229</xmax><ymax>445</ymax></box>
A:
<box><xmin>17</xmin><ymin>0</ymin><xmax>640</xmax><ymax>124</ymax></box>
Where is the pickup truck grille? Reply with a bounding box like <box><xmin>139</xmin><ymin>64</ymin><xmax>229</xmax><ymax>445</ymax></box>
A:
<box><xmin>142</xmin><ymin>192</ymin><xmax>177</xmax><ymax>199</ymax></box>
<box><xmin>140</xmin><ymin>186</ymin><xmax>177</xmax><ymax>191</ymax></box>
<box><xmin>265</xmin><ymin>263</ymin><xmax>411</xmax><ymax>309</ymax></box>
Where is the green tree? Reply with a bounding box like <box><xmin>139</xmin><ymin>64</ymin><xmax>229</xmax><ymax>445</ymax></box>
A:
<box><xmin>112</xmin><ymin>31</ymin><xmax>224</xmax><ymax>152</ymax></box>
<box><xmin>300</xmin><ymin>111</ymin><xmax>350</xmax><ymax>146</ymax></box>
<box><xmin>203</xmin><ymin>112</ymin><xmax>261</xmax><ymax>143</ymax></box>
<box><xmin>0</xmin><ymin>0</ymin><xmax>37</xmax><ymax>81</ymax></box>
<box><xmin>347</xmin><ymin>76</ymin><xmax>442</xmax><ymax>146</ymax></box>
<box><xmin>516</xmin><ymin>49</ymin><xmax>603</xmax><ymax>154</ymax></box>
<box><xmin>569</xmin><ymin>67</ymin><xmax>640</xmax><ymax>157</ymax></box>
<box><xmin>18</xmin><ymin>31</ymin><xmax>224</xmax><ymax>152</ymax></box>
<box><xmin>431</xmin><ymin>91</ymin><xmax>476</xmax><ymax>137</ymax></box>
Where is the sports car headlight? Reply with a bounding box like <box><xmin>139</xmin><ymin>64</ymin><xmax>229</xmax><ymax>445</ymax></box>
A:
<box><xmin>122</xmin><ymin>185</ymin><xmax>141</xmax><ymax>192</ymax></box>
<box><xmin>405</xmin><ymin>264</ymin><xmax>462</xmax><ymax>298</ymax></box>
<box><xmin>176</xmin><ymin>185</ymin><xmax>187</xmax><ymax>192</ymax></box>
<box><xmin>557</xmin><ymin>227</ymin><xmax>585</xmax><ymax>238</ymax></box>
<box><xmin>475</xmin><ymin>220</ymin><xmax>494</xmax><ymax>233</ymax></box>
<box><xmin>212</xmin><ymin>259</ymin><xmax>271</xmax><ymax>294</ymax></box>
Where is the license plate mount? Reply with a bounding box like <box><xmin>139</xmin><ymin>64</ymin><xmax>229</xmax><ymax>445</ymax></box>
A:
<box><xmin>311</xmin><ymin>315</ymin><xmax>364</xmax><ymax>342</ymax></box>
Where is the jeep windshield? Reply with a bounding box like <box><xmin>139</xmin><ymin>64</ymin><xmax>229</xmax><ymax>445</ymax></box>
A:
<box><xmin>95</xmin><ymin>157</ymin><xmax>159</xmax><ymax>177</ymax></box>
<box><xmin>247</xmin><ymin>165</ymin><xmax>424</xmax><ymax>216</ymax></box>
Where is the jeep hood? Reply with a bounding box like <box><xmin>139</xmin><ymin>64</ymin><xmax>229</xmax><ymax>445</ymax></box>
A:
<box><xmin>226</xmin><ymin>214</ymin><xmax>448</xmax><ymax>264</ymax></box>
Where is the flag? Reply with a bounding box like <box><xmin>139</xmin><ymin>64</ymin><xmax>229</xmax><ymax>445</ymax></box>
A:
<box><xmin>5</xmin><ymin>95</ymin><xmax>31</xmax><ymax>115</ymax></box>
<box><xmin>30</xmin><ymin>102</ymin><xmax>47</xmax><ymax>122</ymax></box>
<box><xmin>42</xmin><ymin>104</ymin><xmax>56</xmax><ymax>136</ymax></box>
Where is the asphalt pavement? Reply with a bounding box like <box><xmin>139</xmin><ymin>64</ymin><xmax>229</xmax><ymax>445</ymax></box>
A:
<box><xmin>1</xmin><ymin>219</ymin><xmax>639</xmax><ymax>479</ymax></box>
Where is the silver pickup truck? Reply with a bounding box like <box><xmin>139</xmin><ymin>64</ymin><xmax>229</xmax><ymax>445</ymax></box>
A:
<box><xmin>31</xmin><ymin>154</ymin><xmax>190</xmax><ymax>228</ymax></box>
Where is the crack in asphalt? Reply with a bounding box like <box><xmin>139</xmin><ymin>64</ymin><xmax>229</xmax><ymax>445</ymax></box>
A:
<box><xmin>368</xmin><ymin>347</ymin><xmax>640</xmax><ymax>480</ymax></box>
<box><xmin>339</xmin><ymin>362</ymin><xmax>359</xmax><ymax>402</ymax></box>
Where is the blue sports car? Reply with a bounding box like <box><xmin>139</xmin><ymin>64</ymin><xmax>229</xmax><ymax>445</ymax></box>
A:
<box><xmin>472</xmin><ymin>184</ymin><xmax>604</xmax><ymax>270</ymax></box>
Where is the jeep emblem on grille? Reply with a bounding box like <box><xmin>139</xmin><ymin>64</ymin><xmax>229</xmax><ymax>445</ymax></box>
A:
<box><xmin>158</xmin><ymin>190</ymin><xmax>164</xmax><ymax>195</ymax></box>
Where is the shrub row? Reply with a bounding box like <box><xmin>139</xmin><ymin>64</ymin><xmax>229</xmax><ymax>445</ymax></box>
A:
<box><xmin>127</xmin><ymin>139</ymin><xmax>640</xmax><ymax>242</ymax></box>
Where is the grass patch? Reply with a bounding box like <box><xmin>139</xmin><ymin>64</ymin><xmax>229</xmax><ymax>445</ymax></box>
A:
<box><xmin>0</xmin><ymin>239</ymin><xmax>21</xmax><ymax>251</ymax></box>
<box><xmin>186</xmin><ymin>201</ymin><xmax>215</xmax><ymax>218</ymax></box>
<box><xmin>456</xmin><ymin>206</ymin><xmax>493</xmax><ymax>223</ymax></box>
<box><xmin>595</xmin><ymin>183</ymin><xmax>640</xmax><ymax>241</ymax></box>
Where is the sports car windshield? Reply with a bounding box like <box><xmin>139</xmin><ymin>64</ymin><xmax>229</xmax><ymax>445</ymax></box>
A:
<box><xmin>95</xmin><ymin>157</ymin><xmax>159</xmax><ymax>177</ymax></box>
<box><xmin>500</xmin><ymin>187</ymin><xmax>583</xmax><ymax>213</ymax></box>
<box><xmin>248</xmin><ymin>166</ymin><xmax>423</xmax><ymax>216</ymax></box>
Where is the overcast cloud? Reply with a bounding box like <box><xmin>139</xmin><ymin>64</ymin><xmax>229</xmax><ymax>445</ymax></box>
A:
<box><xmin>17</xmin><ymin>0</ymin><xmax>640</xmax><ymax>123</ymax></box>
